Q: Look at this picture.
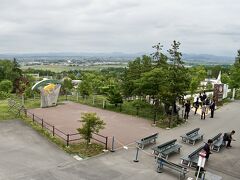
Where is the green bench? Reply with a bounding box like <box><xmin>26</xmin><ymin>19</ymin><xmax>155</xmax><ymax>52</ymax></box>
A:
<box><xmin>136</xmin><ymin>133</ymin><xmax>158</xmax><ymax>149</ymax></box>
<box><xmin>152</xmin><ymin>139</ymin><xmax>182</xmax><ymax>160</ymax></box>
<box><xmin>211</xmin><ymin>133</ymin><xmax>225</xmax><ymax>152</ymax></box>
<box><xmin>180</xmin><ymin>145</ymin><xmax>204</xmax><ymax>167</ymax></box>
<box><xmin>156</xmin><ymin>157</ymin><xmax>188</xmax><ymax>180</ymax></box>
<box><xmin>180</xmin><ymin>128</ymin><xmax>204</xmax><ymax>145</ymax></box>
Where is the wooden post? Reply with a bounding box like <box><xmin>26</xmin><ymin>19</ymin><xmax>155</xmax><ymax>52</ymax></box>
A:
<box><xmin>41</xmin><ymin>118</ymin><xmax>44</xmax><ymax>128</ymax></box>
<box><xmin>53</xmin><ymin>126</ymin><xmax>55</xmax><ymax>136</ymax></box>
<box><xmin>67</xmin><ymin>134</ymin><xmax>69</xmax><ymax>147</ymax></box>
<box><xmin>92</xmin><ymin>95</ymin><xmax>95</xmax><ymax>105</ymax></box>
<box><xmin>105</xmin><ymin>136</ymin><xmax>108</xmax><ymax>150</ymax></box>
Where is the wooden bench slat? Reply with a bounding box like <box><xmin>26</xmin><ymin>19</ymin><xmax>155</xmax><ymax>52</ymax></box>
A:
<box><xmin>211</xmin><ymin>133</ymin><xmax>222</xmax><ymax>142</ymax></box>
<box><xmin>157</xmin><ymin>157</ymin><xmax>188</xmax><ymax>179</ymax></box>
<box><xmin>180</xmin><ymin>128</ymin><xmax>203</xmax><ymax>145</ymax></box>
<box><xmin>186</xmin><ymin>128</ymin><xmax>200</xmax><ymax>136</ymax></box>
<box><xmin>152</xmin><ymin>139</ymin><xmax>181</xmax><ymax>159</ymax></box>
<box><xmin>136</xmin><ymin>133</ymin><xmax>158</xmax><ymax>149</ymax></box>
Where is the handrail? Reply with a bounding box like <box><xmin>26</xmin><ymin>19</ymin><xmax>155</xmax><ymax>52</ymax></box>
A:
<box><xmin>25</xmin><ymin>109</ymin><xmax>107</xmax><ymax>148</ymax></box>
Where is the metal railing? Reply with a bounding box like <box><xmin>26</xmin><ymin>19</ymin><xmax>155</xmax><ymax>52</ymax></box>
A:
<box><xmin>25</xmin><ymin>110</ymin><xmax>108</xmax><ymax>149</ymax></box>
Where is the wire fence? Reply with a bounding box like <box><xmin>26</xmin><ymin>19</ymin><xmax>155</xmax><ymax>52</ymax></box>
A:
<box><xmin>61</xmin><ymin>94</ymin><xmax>159</xmax><ymax>121</ymax></box>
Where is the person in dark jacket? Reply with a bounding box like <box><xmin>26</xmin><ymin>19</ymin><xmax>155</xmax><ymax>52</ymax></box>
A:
<box><xmin>202</xmin><ymin>91</ymin><xmax>207</xmax><ymax>101</ymax></box>
<box><xmin>203</xmin><ymin>139</ymin><xmax>213</xmax><ymax>160</ymax></box>
<box><xmin>184</xmin><ymin>100</ymin><xmax>191</xmax><ymax>119</ymax></box>
<box><xmin>194</xmin><ymin>98</ymin><xmax>200</xmax><ymax>115</ymax></box>
<box><xmin>223</xmin><ymin>130</ymin><xmax>236</xmax><ymax>148</ymax></box>
<box><xmin>210</xmin><ymin>100</ymin><xmax>215</xmax><ymax>118</ymax></box>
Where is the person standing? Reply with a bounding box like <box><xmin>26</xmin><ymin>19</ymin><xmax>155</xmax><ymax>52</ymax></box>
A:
<box><xmin>223</xmin><ymin>130</ymin><xmax>236</xmax><ymax>148</ymax></box>
<box><xmin>194</xmin><ymin>98</ymin><xmax>200</xmax><ymax>115</ymax></box>
<box><xmin>199</xmin><ymin>93</ymin><xmax>203</xmax><ymax>107</ymax></box>
<box><xmin>184</xmin><ymin>100</ymin><xmax>191</xmax><ymax>119</ymax></box>
<box><xmin>203</xmin><ymin>139</ymin><xmax>213</xmax><ymax>160</ymax></box>
<box><xmin>205</xmin><ymin>97</ymin><xmax>210</xmax><ymax>114</ymax></box>
<box><xmin>201</xmin><ymin>103</ymin><xmax>206</xmax><ymax>119</ymax></box>
<box><xmin>202</xmin><ymin>91</ymin><xmax>207</xmax><ymax>102</ymax></box>
<box><xmin>210</xmin><ymin>100</ymin><xmax>215</xmax><ymax>118</ymax></box>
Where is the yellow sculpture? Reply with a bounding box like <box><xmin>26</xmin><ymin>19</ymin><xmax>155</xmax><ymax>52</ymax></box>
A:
<box><xmin>43</xmin><ymin>83</ymin><xmax>56</xmax><ymax>94</ymax></box>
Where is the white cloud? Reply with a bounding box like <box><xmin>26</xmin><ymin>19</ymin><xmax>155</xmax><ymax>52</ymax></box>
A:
<box><xmin>0</xmin><ymin>0</ymin><xmax>239</xmax><ymax>56</ymax></box>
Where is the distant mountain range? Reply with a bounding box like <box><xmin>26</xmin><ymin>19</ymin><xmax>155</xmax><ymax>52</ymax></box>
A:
<box><xmin>182</xmin><ymin>53</ymin><xmax>235</xmax><ymax>64</ymax></box>
<box><xmin>0</xmin><ymin>52</ymin><xmax>235</xmax><ymax>65</ymax></box>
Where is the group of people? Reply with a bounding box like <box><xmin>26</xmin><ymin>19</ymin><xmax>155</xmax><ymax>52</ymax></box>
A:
<box><xmin>183</xmin><ymin>91</ymin><xmax>216</xmax><ymax>120</ymax></box>
<box><xmin>203</xmin><ymin>130</ymin><xmax>236</xmax><ymax>160</ymax></box>
<box><xmin>196</xmin><ymin>130</ymin><xmax>236</xmax><ymax>177</ymax></box>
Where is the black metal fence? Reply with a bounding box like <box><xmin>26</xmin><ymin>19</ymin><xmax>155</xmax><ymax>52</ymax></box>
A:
<box><xmin>25</xmin><ymin>110</ymin><xmax>108</xmax><ymax>149</ymax></box>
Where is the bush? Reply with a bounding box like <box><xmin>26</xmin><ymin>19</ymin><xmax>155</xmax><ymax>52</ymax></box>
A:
<box><xmin>0</xmin><ymin>91</ymin><xmax>11</xmax><ymax>100</ymax></box>
<box><xmin>0</xmin><ymin>80</ymin><xmax>13</xmax><ymax>93</ymax></box>
<box><xmin>236</xmin><ymin>89</ymin><xmax>240</xmax><ymax>99</ymax></box>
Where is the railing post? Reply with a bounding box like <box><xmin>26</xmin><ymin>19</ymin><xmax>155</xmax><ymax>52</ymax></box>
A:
<box><xmin>67</xmin><ymin>134</ymin><xmax>69</xmax><ymax>147</ymax></box>
<box><xmin>41</xmin><ymin>118</ymin><xmax>44</xmax><ymax>128</ymax></box>
<box><xmin>133</xmin><ymin>147</ymin><xmax>140</xmax><ymax>162</ymax></box>
<box><xmin>24</xmin><ymin>109</ymin><xmax>27</xmax><ymax>117</ymax></box>
<box><xmin>105</xmin><ymin>136</ymin><xmax>108</xmax><ymax>150</ymax></box>
<box><xmin>33</xmin><ymin>114</ymin><xmax>35</xmax><ymax>122</ymax></box>
<box><xmin>110</xmin><ymin>136</ymin><xmax>115</xmax><ymax>152</ymax></box>
<box><xmin>53</xmin><ymin>126</ymin><xmax>55</xmax><ymax>136</ymax></box>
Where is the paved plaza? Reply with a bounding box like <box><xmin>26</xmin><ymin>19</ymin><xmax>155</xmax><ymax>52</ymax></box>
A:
<box><xmin>29</xmin><ymin>101</ymin><xmax>160</xmax><ymax>148</ymax></box>
<box><xmin>0</xmin><ymin>101</ymin><xmax>240</xmax><ymax>179</ymax></box>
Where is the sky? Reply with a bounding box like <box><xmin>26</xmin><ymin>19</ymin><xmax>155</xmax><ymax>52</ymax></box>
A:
<box><xmin>0</xmin><ymin>0</ymin><xmax>239</xmax><ymax>56</ymax></box>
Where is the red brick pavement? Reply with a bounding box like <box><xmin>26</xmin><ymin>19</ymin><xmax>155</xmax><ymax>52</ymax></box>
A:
<box><xmin>29</xmin><ymin>101</ymin><xmax>159</xmax><ymax>148</ymax></box>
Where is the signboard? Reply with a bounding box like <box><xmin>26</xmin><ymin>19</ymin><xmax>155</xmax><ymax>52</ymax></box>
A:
<box><xmin>213</xmin><ymin>83</ymin><xmax>224</xmax><ymax>105</ymax></box>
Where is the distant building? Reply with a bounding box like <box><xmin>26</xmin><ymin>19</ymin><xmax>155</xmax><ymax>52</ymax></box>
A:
<box><xmin>200</xmin><ymin>71</ymin><xmax>229</xmax><ymax>99</ymax></box>
<box><xmin>200</xmin><ymin>71</ymin><xmax>222</xmax><ymax>88</ymax></box>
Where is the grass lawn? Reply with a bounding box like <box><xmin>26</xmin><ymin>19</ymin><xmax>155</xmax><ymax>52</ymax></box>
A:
<box><xmin>0</xmin><ymin>100</ymin><xmax>16</xmax><ymax>120</ymax></box>
<box><xmin>24</xmin><ymin>98</ymin><xmax>41</xmax><ymax>109</ymax></box>
<box><xmin>65</xmin><ymin>143</ymin><xmax>104</xmax><ymax>157</ymax></box>
<box><xmin>21</xmin><ymin>64</ymin><xmax>127</xmax><ymax>72</ymax></box>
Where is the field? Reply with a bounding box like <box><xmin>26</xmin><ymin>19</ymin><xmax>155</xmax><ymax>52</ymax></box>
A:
<box><xmin>21</xmin><ymin>64</ymin><xmax>127</xmax><ymax>72</ymax></box>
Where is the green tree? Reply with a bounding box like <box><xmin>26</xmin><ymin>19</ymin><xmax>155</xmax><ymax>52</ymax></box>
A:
<box><xmin>206</xmin><ymin>81</ymin><xmax>212</xmax><ymax>90</ymax></box>
<box><xmin>151</xmin><ymin>43</ymin><xmax>168</xmax><ymax>67</ymax></box>
<box><xmin>136</xmin><ymin>67</ymin><xmax>168</xmax><ymax>122</ymax></box>
<box><xmin>77</xmin><ymin>113</ymin><xmax>105</xmax><ymax>145</ymax></box>
<box><xmin>132</xmin><ymin>99</ymin><xmax>147</xmax><ymax>116</ymax></box>
<box><xmin>189</xmin><ymin>77</ymin><xmax>199</xmax><ymax>96</ymax></box>
<box><xmin>122</xmin><ymin>55</ymin><xmax>152</xmax><ymax>97</ymax></box>
<box><xmin>62</xmin><ymin>78</ymin><xmax>73</xmax><ymax>100</ymax></box>
<box><xmin>0</xmin><ymin>59</ymin><xmax>22</xmax><ymax>85</ymax></box>
<box><xmin>188</xmin><ymin>66</ymin><xmax>207</xmax><ymax>93</ymax></box>
<box><xmin>221</xmin><ymin>73</ymin><xmax>231</xmax><ymax>85</ymax></box>
<box><xmin>165</xmin><ymin>41</ymin><xmax>190</xmax><ymax>126</ymax></box>
<box><xmin>107</xmin><ymin>86</ymin><xmax>123</xmax><ymax>108</ymax></box>
<box><xmin>22</xmin><ymin>74</ymin><xmax>37</xmax><ymax>98</ymax></box>
<box><xmin>15</xmin><ymin>76</ymin><xmax>29</xmax><ymax>105</ymax></box>
<box><xmin>230</xmin><ymin>50</ymin><xmax>240</xmax><ymax>89</ymax></box>
<box><xmin>0</xmin><ymin>80</ymin><xmax>13</xmax><ymax>93</ymax></box>
<box><xmin>78</xmin><ymin>80</ymin><xmax>92</xmax><ymax>97</ymax></box>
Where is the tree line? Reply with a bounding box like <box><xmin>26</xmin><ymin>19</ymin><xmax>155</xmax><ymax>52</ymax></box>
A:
<box><xmin>1</xmin><ymin>42</ymin><xmax>240</xmax><ymax>126</ymax></box>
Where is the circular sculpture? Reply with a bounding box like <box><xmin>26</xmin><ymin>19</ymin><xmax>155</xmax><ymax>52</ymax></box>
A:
<box><xmin>32</xmin><ymin>79</ymin><xmax>61</xmax><ymax>108</ymax></box>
